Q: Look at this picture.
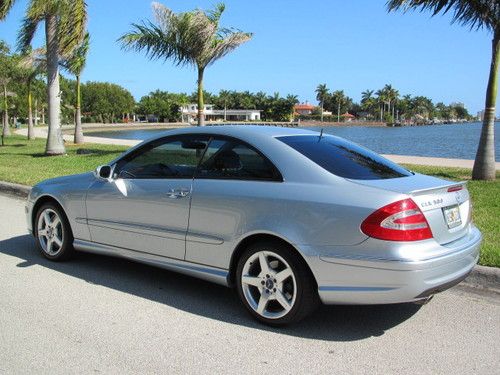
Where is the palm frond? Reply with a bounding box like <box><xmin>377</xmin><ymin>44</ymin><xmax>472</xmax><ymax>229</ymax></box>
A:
<box><xmin>207</xmin><ymin>3</ymin><xmax>225</xmax><ymax>25</ymax></box>
<box><xmin>58</xmin><ymin>0</ymin><xmax>87</xmax><ymax>58</ymax></box>
<box><xmin>61</xmin><ymin>32</ymin><xmax>89</xmax><ymax>76</ymax></box>
<box><xmin>119</xmin><ymin>21</ymin><xmax>188</xmax><ymax>66</ymax></box>
<box><xmin>0</xmin><ymin>40</ymin><xmax>10</xmax><ymax>54</ymax></box>
<box><xmin>16</xmin><ymin>0</ymin><xmax>47</xmax><ymax>52</ymax></box>
<box><xmin>152</xmin><ymin>1</ymin><xmax>173</xmax><ymax>29</ymax></box>
<box><xmin>19</xmin><ymin>47</ymin><xmax>46</xmax><ymax>74</ymax></box>
<box><xmin>0</xmin><ymin>0</ymin><xmax>16</xmax><ymax>19</ymax></box>
<box><xmin>203</xmin><ymin>30</ymin><xmax>252</xmax><ymax>67</ymax></box>
<box><xmin>16</xmin><ymin>16</ymin><xmax>40</xmax><ymax>52</ymax></box>
<box><xmin>120</xmin><ymin>2</ymin><xmax>252</xmax><ymax>71</ymax></box>
<box><xmin>387</xmin><ymin>0</ymin><xmax>499</xmax><ymax>32</ymax></box>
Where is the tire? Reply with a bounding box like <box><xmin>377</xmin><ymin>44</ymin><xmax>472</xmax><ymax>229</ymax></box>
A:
<box><xmin>235</xmin><ymin>240</ymin><xmax>319</xmax><ymax>326</ymax></box>
<box><xmin>34</xmin><ymin>202</ymin><xmax>74</xmax><ymax>261</ymax></box>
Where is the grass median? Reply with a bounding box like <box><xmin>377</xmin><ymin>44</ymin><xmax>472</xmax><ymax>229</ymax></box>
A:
<box><xmin>1</xmin><ymin>135</ymin><xmax>498</xmax><ymax>267</ymax></box>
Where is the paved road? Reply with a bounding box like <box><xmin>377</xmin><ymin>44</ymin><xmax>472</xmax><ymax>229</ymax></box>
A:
<box><xmin>0</xmin><ymin>194</ymin><xmax>499</xmax><ymax>374</ymax></box>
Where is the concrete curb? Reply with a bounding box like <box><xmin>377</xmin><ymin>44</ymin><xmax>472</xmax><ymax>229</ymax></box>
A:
<box><xmin>0</xmin><ymin>180</ymin><xmax>498</xmax><ymax>295</ymax></box>
<box><xmin>462</xmin><ymin>265</ymin><xmax>500</xmax><ymax>294</ymax></box>
<box><xmin>0</xmin><ymin>181</ymin><xmax>31</xmax><ymax>199</ymax></box>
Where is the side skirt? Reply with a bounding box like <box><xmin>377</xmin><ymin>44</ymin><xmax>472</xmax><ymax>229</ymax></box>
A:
<box><xmin>73</xmin><ymin>239</ymin><xmax>229</xmax><ymax>287</ymax></box>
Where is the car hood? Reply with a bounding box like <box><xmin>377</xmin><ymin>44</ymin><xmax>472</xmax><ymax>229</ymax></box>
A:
<box><xmin>35</xmin><ymin>172</ymin><xmax>95</xmax><ymax>189</ymax></box>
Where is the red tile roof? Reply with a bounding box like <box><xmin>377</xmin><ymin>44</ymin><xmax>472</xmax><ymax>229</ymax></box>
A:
<box><xmin>294</xmin><ymin>104</ymin><xmax>315</xmax><ymax>110</ymax></box>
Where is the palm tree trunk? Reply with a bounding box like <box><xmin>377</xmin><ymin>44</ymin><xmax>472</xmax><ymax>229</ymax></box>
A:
<box><xmin>34</xmin><ymin>98</ymin><xmax>38</xmax><ymax>126</ymax></box>
<box><xmin>337</xmin><ymin>102</ymin><xmax>340</xmax><ymax>122</ymax></box>
<box><xmin>27</xmin><ymin>82</ymin><xmax>35</xmax><ymax>140</ymax></box>
<box><xmin>320</xmin><ymin>102</ymin><xmax>324</xmax><ymax>122</ymax></box>
<box><xmin>74</xmin><ymin>74</ymin><xmax>84</xmax><ymax>144</ymax></box>
<box><xmin>45</xmin><ymin>13</ymin><xmax>65</xmax><ymax>155</ymax></box>
<box><xmin>2</xmin><ymin>84</ymin><xmax>10</xmax><ymax>137</ymax></box>
<box><xmin>472</xmin><ymin>33</ymin><xmax>499</xmax><ymax>181</ymax></box>
<box><xmin>197</xmin><ymin>66</ymin><xmax>205</xmax><ymax>126</ymax></box>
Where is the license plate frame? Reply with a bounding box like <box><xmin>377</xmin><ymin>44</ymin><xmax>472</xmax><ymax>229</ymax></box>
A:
<box><xmin>443</xmin><ymin>204</ymin><xmax>462</xmax><ymax>229</ymax></box>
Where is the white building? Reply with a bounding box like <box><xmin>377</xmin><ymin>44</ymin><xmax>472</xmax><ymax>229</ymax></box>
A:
<box><xmin>180</xmin><ymin>104</ymin><xmax>261</xmax><ymax>123</ymax></box>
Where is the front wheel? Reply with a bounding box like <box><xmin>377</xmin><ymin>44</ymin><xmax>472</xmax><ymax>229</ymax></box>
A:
<box><xmin>35</xmin><ymin>203</ymin><xmax>74</xmax><ymax>261</ymax></box>
<box><xmin>235</xmin><ymin>241</ymin><xmax>318</xmax><ymax>326</ymax></box>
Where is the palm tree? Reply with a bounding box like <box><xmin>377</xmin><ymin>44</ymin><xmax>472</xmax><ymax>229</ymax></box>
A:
<box><xmin>361</xmin><ymin>89</ymin><xmax>374</xmax><ymax>104</ymax></box>
<box><xmin>331</xmin><ymin>90</ymin><xmax>346</xmax><ymax>122</ymax></box>
<box><xmin>361</xmin><ymin>89</ymin><xmax>376</xmax><ymax>119</ymax></box>
<box><xmin>315</xmin><ymin>83</ymin><xmax>329</xmax><ymax>121</ymax></box>
<box><xmin>62</xmin><ymin>33</ymin><xmax>89</xmax><ymax>144</ymax></box>
<box><xmin>383</xmin><ymin>84</ymin><xmax>399</xmax><ymax>120</ymax></box>
<box><xmin>0</xmin><ymin>40</ymin><xmax>12</xmax><ymax>139</ymax></box>
<box><xmin>19</xmin><ymin>47</ymin><xmax>45</xmax><ymax>140</ymax></box>
<box><xmin>387</xmin><ymin>0</ymin><xmax>498</xmax><ymax>180</ymax></box>
<box><xmin>375</xmin><ymin>89</ymin><xmax>387</xmax><ymax>121</ymax></box>
<box><xmin>120</xmin><ymin>2</ymin><xmax>252</xmax><ymax>126</ymax></box>
<box><xmin>218</xmin><ymin>89</ymin><xmax>231</xmax><ymax>121</ymax></box>
<box><xmin>0</xmin><ymin>0</ymin><xmax>87</xmax><ymax>155</ymax></box>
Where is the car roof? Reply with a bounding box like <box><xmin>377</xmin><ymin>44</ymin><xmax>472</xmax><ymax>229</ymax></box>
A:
<box><xmin>113</xmin><ymin>125</ymin><xmax>339</xmax><ymax>185</ymax></box>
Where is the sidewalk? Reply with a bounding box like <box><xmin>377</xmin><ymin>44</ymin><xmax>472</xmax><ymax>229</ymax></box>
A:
<box><xmin>16</xmin><ymin>127</ymin><xmax>500</xmax><ymax>170</ymax></box>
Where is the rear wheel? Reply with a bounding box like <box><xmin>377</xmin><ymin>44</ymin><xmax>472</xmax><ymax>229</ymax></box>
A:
<box><xmin>236</xmin><ymin>241</ymin><xmax>318</xmax><ymax>326</ymax></box>
<box><xmin>35</xmin><ymin>203</ymin><xmax>74</xmax><ymax>261</ymax></box>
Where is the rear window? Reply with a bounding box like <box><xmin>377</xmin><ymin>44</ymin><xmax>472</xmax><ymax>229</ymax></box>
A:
<box><xmin>277</xmin><ymin>135</ymin><xmax>412</xmax><ymax>180</ymax></box>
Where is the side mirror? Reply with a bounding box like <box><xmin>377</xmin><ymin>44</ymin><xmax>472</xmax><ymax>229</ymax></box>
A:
<box><xmin>95</xmin><ymin>165</ymin><xmax>112</xmax><ymax>180</ymax></box>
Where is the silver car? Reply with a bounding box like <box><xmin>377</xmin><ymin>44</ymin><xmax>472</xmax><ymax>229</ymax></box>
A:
<box><xmin>26</xmin><ymin>126</ymin><xmax>481</xmax><ymax>325</ymax></box>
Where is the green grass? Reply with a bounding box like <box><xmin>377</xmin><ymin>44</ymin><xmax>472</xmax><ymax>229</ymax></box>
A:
<box><xmin>0</xmin><ymin>135</ymin><xmax>498</xmax><ymax>267</ymax></box>
<box><xmin>0</xmin><ymin>135</ymin><xmax>128</xmax><ymax>186</ymax></box>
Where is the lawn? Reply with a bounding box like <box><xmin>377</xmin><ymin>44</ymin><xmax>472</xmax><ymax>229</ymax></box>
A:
<box><xmin>1</xmin><ymin>135</ymin><xmax>499</xmax><ymax>267</ymax></box>
<box><xmin>0</xmin><ymin>135</ymin><xmax>128</xmax><ymax>185</ymax></box>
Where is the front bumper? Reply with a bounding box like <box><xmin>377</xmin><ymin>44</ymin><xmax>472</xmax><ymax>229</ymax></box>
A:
<box><xmin>25</xmin><ymin>195</ymin><xmax>35</xmax><ymax>235</ymax></box>
<box><xmin>304</xmin><ymin>225</ymin><xmax>481</xmax><ymax>305</ymax></box>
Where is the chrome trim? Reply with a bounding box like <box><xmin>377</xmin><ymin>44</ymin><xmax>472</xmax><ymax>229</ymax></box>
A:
<box><xmin>87</xmin><ymin>219</ymin><xmax>186</xmax><ymax>241</ymax></box>
<box><xmin>185</xmin><ymin>232</ymin><xmax>224</xmax><ymax>245</ymax></box>
<box><xmin>75</xmin><ymin>217</ymin><xmax>87</xmax><ymax>224</ymax></box>
<box><xmin>318</xmin><ymin>286</ymin><xmax>397</xmax><ymax>292</ymax></box>
<box><xmin>73</xmin><ymin>239</ymin><xmax>229</xmax><ymax>286</ymax></box>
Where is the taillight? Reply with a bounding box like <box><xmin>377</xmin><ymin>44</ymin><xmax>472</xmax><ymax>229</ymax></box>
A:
<box><xmin>361</xmin><ymin>198</ymin><xmax>433</xmax><ymax>241</ymax></box>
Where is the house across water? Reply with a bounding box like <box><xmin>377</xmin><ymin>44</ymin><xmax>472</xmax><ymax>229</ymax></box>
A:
<box><xmin>180</xmin><ymin>104</ymin><xmax>261</xmax><ymax>123</ymax></box>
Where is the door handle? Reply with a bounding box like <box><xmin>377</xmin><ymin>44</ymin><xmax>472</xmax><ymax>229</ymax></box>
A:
<box><xmin>166</xmin><ymin>188</ymin><xmax>191</xmax><ymax>198</ymax></box>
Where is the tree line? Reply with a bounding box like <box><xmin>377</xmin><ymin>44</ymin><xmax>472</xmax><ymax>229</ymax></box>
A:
<box><xmin>314</xmin><ymin>83</ymin><xmax>472</xmax><ymax>123</ymax></box>
<box><xmin>0</xmin><ymin>41</ymin><xmax>135</xmax><ymax>127</ymax></box>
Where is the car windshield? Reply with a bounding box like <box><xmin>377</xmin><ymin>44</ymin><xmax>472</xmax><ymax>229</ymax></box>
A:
<box><xmin>277</xmin><ymin>135</ymin><xmax>412</xmax><ymax>180</ymax></box>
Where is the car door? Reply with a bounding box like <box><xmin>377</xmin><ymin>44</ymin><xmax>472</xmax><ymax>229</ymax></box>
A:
<box><xmin>185</xmin><ymin>136</ymin><xmax>283</xmax><ymax>269</ymax></box>
<box><xmin>85</xmin><ymin>134</ymin><xmax>209</xmax><ymax>260</ymax></box>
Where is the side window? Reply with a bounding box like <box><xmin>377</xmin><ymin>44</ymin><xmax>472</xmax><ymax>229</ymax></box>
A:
<box><xmin>197</xmin><ymin>138</ymin><xmax>281</xmax><ymax>181</ymax></box>
<box><xmin>115</xmin><ymin>136</ymin><xmax>208</xmax><ymax>179</ymax></box>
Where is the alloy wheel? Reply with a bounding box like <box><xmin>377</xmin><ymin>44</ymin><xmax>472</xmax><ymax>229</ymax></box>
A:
<box><xmin>241</xmin><ymin>250</ymin><xmax>297</xmax><ymax>319</ymax></box>
<box><xmin>37</xmin><ymin>208</ymin><xmax>64</xmax><ymax>256</ymax></box>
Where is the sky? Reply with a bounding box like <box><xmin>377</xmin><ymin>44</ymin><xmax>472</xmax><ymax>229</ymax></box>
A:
<box><xmin>0</xmin><ymin>0</ymin><xmax>495</xmax><ymax>114</ymax></box>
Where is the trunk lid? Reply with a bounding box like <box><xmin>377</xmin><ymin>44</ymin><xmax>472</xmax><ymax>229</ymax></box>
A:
<box><xmin>350</xmin><ymin>173</ymin><xmax>471</xmax><ymax>245</ymax></box>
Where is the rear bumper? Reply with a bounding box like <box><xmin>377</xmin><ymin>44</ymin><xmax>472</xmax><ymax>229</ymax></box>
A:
<box><xmin>307</xmin><ymin>226</ymin><xmax>481</xmax><ymax>305</ymax></box>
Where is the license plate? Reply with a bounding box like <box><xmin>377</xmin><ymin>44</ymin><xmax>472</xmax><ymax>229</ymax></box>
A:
<box><xmin>443</xmin><ymin>205</ymin><xmax>462</xmax><ymax>229</ymax></box>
